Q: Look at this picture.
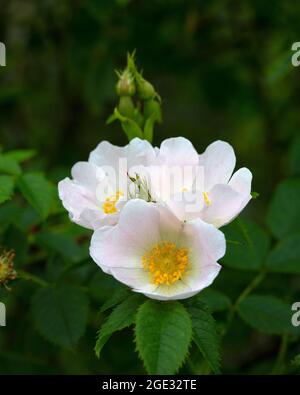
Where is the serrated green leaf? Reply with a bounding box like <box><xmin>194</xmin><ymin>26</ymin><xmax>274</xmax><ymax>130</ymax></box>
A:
<box><xmin>238</xmin><ymin>295</ymin><xmax>299</xmax><ymax>335</ymax></box>
<box><xmin>36</xmin><ymin>231</ymin><xmax>89</xmax><ymax>263</ymax></box>
<box><xmin>0</xmin><ymin>175</ymin><xmax>15</xmax><ymax>204</ymax></box>
<box><xmin>95</xmin><ymin>294</ymin><xmax>142</xmax><ymax>358</ymax></box>
<box><xmin>222</xmin><ymin>219</ymin><xmax>270</xmax><ymax>271</ymax></box>
<box><xmin>135</xmin><ymin>300</ymin><xmax>192</xmax><ymax>374</ymax></box>
<box><xmin>198</xmin><ymin>289</ymin><xmax>231</xmax><ymax>312</ymax></box>
<box><xmin>100</xmin><ymin>286</ymin><xmax>130</xmax><ymax>313</ymax></box>
<box><xmin>32</xmin><ymin>285</ymin><xmax>89</xmax><ymax>349</ymax></box>
<box><xmin>267</xmin><ymin>233</ymin><xmax>300</xmax><ymax>273</ymax></box>
<box><xmin>0</xmin><ymin>155</ymin><xmax>21</xmax><ymax>175</ymax></box>
<box><xmin>17</xmin><ymin>173</ymin><xmax>55</xmax><ymax>219</ymax></box>
<box><xmin>266</xmin><ymin>179</ymin><xmax>300</xmax><ymax>239</ymax></box>
<box><xmin>185</xmin><ymin>298</ymin><xmax>221</xmax><ymax>374</ymax></box>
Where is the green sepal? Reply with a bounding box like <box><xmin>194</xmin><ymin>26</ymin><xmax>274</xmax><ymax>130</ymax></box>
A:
<box><xmin>144</xmin><ymin>98</ymin><xmax>162</xmax><ymax>123</ymax></box>
<box><xmin>113</xmin><ymin>108</ymin><xmax>143</xmax><ymax>140</ymax></box>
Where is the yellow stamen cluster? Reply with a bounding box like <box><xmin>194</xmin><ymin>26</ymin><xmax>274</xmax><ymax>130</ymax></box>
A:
<box><xmin>102</xmin><ymin>191</ymin><xmax>123</xmax><ymax>214</ymax></box>
<box><xmin>203</xmin><ymin>191</ymin><xmax>211</xmax><ymax>206</ymax></box>
<box><xmin>142</xmin><ymin>241</ymin><xmax>189</xmax><ymax>285</ymax></box>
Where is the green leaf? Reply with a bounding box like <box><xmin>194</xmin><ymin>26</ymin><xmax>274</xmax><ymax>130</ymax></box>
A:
<box><xmin>17</xmin><ymin>173</ymin><xmax>55</xmax><ymax>219</ymax></box>
<box><xmin>100</xmin><ymin>286</ymin><xmax>130</xmax><ymax>313</ymax></box>
<box><xmin>185</xmin><ymin>298</ymin><xmax>221</xmax><ymax>374</ymax></box>
<box><xmin>0</xmin><ymin>175</ymin><xmax>15</xmax><ymax>204</ymax></box>
<box><xmin>95</xmin><ymin>294</ymin><xmax>142</xmax><ymax>358</ymax></box>
<box><xmin>36</xmin><ymin>231</ymin><xmax>89</xmax><ymax>263</ymax></box>
<box><xmin>16</xmin><ymin>206</ymin><xmax>40</xmax><ymax>231</ymax></box>
<box><xmin>32</xmin><ymin>285</ymin><xmax>89</xmax><ymax>349</ymax></box>
<box><xmin>3</xmin><ymin>150</ymin><xmax>36</xmax><ymax>163</ymax></box>
<box><xmin>89</xmin><ymin>272</ymin><xmax>121</xmax><ymax>303</ymax></box>
<box><xmin>267</xmin><ymin>233</ymin><xmax>300</xmax><ymax>273</ymax></box>
<box><xmin>266</xmin><ymin>179</ymin><xmax>300</xmax><ymax>239</ymax></box>
<box><xmin>0</xmin><ymin>202</ymin><xmax>21</xmax><ymax>228</ymax></box>
<box><xmin>135</xmin><ymin>301</ymin><xmax>192</xmax><ymax>374</ymax></box>
<box><xmin>0</xmin><ymin>155</ymin><xmax>21</xmax><ymax>175</ymax></box>
<box><xmin>198</xmin><ymin>289</ymin><xmax>231</xmax><ymax>312</ymax></box>
<box><xmin>222</xmin><ymin>219</ymin><xmax>270</xmax><ymax>271</ymax></box>
<box><xmin>238</xmin><ymin>295</ymin><xmax>299</xmax><ymax>335</ymax></box>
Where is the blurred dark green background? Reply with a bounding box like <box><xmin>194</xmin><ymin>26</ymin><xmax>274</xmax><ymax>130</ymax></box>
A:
<box><xmin>1</xmin><ymin>0</ymin><xmax>300</xmax><ymax>374</ymax></box>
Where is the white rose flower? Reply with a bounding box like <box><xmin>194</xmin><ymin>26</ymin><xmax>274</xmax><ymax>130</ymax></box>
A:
<box><xmin>58</xmin><ymin>138</ymin><xmax>155</xmax><ymax>230</ymax></box>
<box><xmin>146</xmin><ymin>137</ymin><xmax>252</xmax><ymax>228</ymax></box>
<box><xmin>90</xmin><ymin>199</ymin><xmax>225</xmax><ymax>301</ymax></box>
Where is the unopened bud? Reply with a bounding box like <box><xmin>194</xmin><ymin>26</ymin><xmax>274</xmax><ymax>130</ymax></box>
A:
<box><xmin>127</xmin><ymin>52</ymin><xmax>156</xmax><ymax>100</ymax></box>
<box><xmin>116</xmin><ymin>69</ymin><xmax>136</xmax><ymax>96</ymax></box>
<box><xmin>136</xmin><ymin>77</ymin><xmax>156</xmax><ymax>100</ymax></box>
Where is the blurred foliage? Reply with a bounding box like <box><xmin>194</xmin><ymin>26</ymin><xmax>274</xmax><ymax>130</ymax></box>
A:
<box><xmin>0</xmin><ymin>0</ymin><xmax>300</xmax><ymax>374</ymax></box>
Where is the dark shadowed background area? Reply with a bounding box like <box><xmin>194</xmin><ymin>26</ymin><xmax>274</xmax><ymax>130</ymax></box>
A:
<box><xmin>0</xmin><ymin>0</ymin><xmax>300</xmax><ymax>374</ymax></box>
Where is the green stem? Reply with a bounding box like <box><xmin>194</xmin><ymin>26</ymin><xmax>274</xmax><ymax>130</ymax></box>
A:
<box><xmin>18</xmin><ymin>270</ymin><xmax>49</xmax><ymax>287</ymax></box>
<box><xmin>271</xmin><ymin>334</ymin><xmax>288</xmax><ymax>375</ymax></box>
<box><xmin>222</xmin><ymin>269</ymin><xmax>267</xmax><ymax>336</ymax></box>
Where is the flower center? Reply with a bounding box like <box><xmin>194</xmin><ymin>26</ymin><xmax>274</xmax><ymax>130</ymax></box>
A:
<box><xmin>142</xmin><ymin>241</ymin><xmax>189</xmax><ymax>285</ymax></box>
<box><xmin>102</xmin><ymin>191</ymin><xmax>123</xmax><ymax>214</ymax></box>
<box><xmin>203</xmin><ymin>191</ymin><xmax>211</xmax><ymax>205</ymax></box>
